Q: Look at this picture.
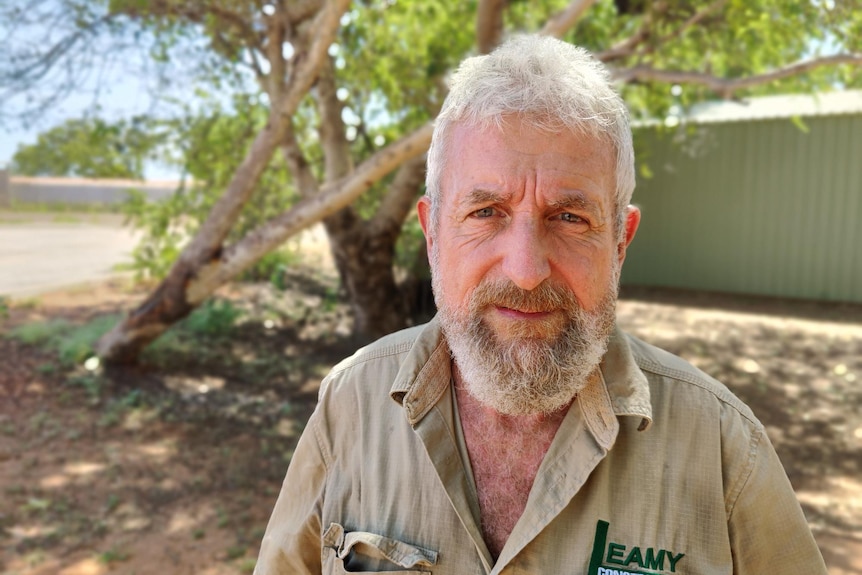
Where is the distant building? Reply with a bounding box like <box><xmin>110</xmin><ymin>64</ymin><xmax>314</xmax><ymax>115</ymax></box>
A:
<box><xmin>623</xmin><ymin>90</ymin><xmax>862</xmax><ymax>304</ymax></box>
<box><xmin>0</xmin><ymin>172</ymin><xmax>180</xmax><ymax>207</ymax></box>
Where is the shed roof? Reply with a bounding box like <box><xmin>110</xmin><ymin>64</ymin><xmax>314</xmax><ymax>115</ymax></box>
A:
<box><xmin>683</xmin><ymin>89</ymin><xmax>862</xmax><ymax>124</ymax></box>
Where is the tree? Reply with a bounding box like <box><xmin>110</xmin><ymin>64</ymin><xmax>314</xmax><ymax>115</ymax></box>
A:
<box><xmin>3</xmin><ymin>0</ymin><xmax>860</xmax><ymax>363</ymax></box>
<box><xmin>11</xmin><ymin>116</ymin><xmax>163</xmax><ymax>179</ymax></box>
<box><xmin>96</xmin><ymin>0</ymin><xmax>469</xmax><ymax>360</ymax></box>
<box><xmin>120</xmin><ymin>97</ymin><xmax>302</xmax><ymax>282</ymax></box>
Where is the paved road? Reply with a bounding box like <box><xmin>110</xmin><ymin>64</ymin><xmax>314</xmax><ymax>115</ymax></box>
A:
<box><xmin>0</xmin><ymin>214</ymin><xmax>140</xmax><ymax>299</ymax></box>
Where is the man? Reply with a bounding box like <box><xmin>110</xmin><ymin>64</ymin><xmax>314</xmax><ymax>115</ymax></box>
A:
<box><xmin>255</xmin><ymin>35</ymin><xmax>827</xmax><ymax>574</ymax></box>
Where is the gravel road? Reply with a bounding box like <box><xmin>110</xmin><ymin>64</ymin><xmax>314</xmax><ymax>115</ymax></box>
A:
<box><xmin>0</xmin><ymin>212</ymin><xmax>139</xmax><ymax>298</ymax></box>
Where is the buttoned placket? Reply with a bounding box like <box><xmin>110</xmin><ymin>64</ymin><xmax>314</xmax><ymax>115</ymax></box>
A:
<box><xmin>392</xmin><ymin>332</ymin><xmax>494</xmax><ymax>572</ymax></box>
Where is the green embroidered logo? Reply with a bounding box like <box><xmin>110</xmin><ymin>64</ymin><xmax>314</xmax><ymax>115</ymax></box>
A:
<box><xmin>588</xmin><ymin>520</ymin><xmax>685</xmax><ymax>575</ymax></box>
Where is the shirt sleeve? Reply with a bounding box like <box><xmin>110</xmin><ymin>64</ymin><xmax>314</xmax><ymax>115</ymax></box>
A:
<box><xmin>254</xmin><ymin>410</ymin><xmax>327</xmax><ymax>575</ymax></box>
<box><xmin>726</xmin><ymin>428</ymin><xmax>827</xmax><ymax>574</ymax></box>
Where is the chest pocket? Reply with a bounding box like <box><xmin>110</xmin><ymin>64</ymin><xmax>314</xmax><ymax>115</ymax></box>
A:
<box><xmin>322</xmin><ymin>522</ymin><xmax>438</xmax><ymax>573</ymax></box>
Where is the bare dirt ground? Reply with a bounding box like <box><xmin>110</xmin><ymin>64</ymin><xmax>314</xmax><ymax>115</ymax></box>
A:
<box><xmin>1</xmin><ymin>276</ymin><xmax>860</xmax><ymax>574</ymax></box>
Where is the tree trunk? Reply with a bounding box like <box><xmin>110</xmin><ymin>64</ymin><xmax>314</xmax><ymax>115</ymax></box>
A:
<box><xmin>322</xmin><ymin>153</ymin><xmax>431</xmax><ymax>341</ymax></box>
<box><xmin>324</xmin><ymin>210</ymin><xmax>410</xmax><ymax>341</ymax></box>
<box><xmin>95</xmin><ymin>122</ymin><xmax>433</xmax><ymax>363</ymax></box>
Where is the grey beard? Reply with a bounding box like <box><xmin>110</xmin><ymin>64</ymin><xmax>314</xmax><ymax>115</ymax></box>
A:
<box><xmin>434</xmin><ymin>273</ymin><xmax>618</xmax><ymax>416</ymax></box>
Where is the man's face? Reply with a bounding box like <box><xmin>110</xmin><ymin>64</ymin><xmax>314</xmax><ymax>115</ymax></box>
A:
<box><xmin>417</xmin><ymin>118</ymin><xmax>640</xmax><ymax>416</ymax></box>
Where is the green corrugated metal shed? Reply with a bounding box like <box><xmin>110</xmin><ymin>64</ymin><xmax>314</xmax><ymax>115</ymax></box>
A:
<box><xmin>622</xmin><ymin>90</ymin><xmax>862</xmax><ymax>304</ymax></box>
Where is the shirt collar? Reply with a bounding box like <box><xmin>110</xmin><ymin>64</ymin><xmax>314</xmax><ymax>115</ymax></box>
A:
<box><xmin>389</xmin><ymin>317</ymin><xmax>653</xmax><ymax>433</ymax></box>
<box><xmin>389</xmin><ymin>316</ymin><xmax>452</xmax><ymax>426</ymax></box>
<box><xmin>600</xmin><ymin>326</ymin><xmax>654</xmax><ymax>431</ymax></box>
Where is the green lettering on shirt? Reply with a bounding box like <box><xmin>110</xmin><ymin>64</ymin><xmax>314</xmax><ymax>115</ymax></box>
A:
<box><xmin>625</xmin><ymin>546</ymin><xmax>644</xmax><ymax>568</ymax></box>
<box><xmin>607</xmin><ymin>542</ymin><xmax>626</xmax><ymax>565</ymax></box>
<box><xmin>667</xmin><ymin>552</ymin><xmax>685</xmax><ymax>572</ymax></box>
<box><xmin>588</xmin><ymin>520</ymin><xmax>611</xmax><ymax>575</ymax></box>
<box><xmin>643</xmin><ymin>548</ymin><xmax>666</xmax><ymax>570</ymax></box>
<box><xmin>589</xmin><ymin>519</ymin><xmax>685</xmax><ymax>575</ymax></box>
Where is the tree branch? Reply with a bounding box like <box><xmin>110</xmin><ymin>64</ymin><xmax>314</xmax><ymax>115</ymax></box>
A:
<box><xmin>370</xmin><ymin>154</ymin><xmax>427</xmax><ymax>236</ymax></box>
<box><xmin>599</xmin><ymin>0</ymin><xmax>727</xmax><ymax>63</ymax></box>
<box><xmin>122</xmin><ymin>1</ymin><xmax>259</xmax><ymax>43</ymax></box>
<box><xmin>596</xmin><ymin>20</ymin><xmax>652</xmax><ymax>63</ymax></box>
<box><xmin>615</xmin><ymin>53</ymin><xmax>862</xmax><ymax>98</ymax></box>
<box><xmin>285</xmin><ymin>0</ymin><xmax>324</xmax><ymax>23</ymax></box>
<box><xmin>176</xmin><ymin>0</ymin><xmax>349</xmax><ymax>267</ymax></box>
<box><xmin>280</xmin><ymin>123</ymin><xmax>319</xmax><ymax>199</ymax></box>
<box><xmin>262</xmin><ymin>7</ymin><xmax>286</xmax><ymax>103</ymax></box>
<box><xmin>2</xmin><ymin>14</ymin><xmax>113</xmax><ymax>89</ymax></box>
<box><xmin>316</xmin><ymin>54</ymin><xmax>358</xmax><ymax>234</ymax></box>
<box><xmin>540</xmin><ymin>0</ymin><xmax>598</xmax><ymax>39</ymax></box>
<box><xmin>476</xmin><ymin>0</ymin><xmax>507</xmax><ymax>54</ymax></box>
<box><xmin>185</xmin><ymin>122</ymin><xmax>435</xmax><ymax>303</ymax></box>
<box><xmin>316</xmin><ymin>56</ymin><xmax>354</xmax><ymax>183</ymax></box>
<box><xmin>277</xmin><ymin>0</ymin><xmax>350</xmax><ymax>122</ymax></box>
<box><xmin>660</xmin><ymin>0</ymin><xmax>727</xmax><ymax>45</ymax></box>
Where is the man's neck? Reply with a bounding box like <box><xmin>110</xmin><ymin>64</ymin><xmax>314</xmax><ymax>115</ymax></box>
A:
<box><xmin>453</xmin><ymin>366</ymin><xmax>573</xmax><ymax>560</ymax></box>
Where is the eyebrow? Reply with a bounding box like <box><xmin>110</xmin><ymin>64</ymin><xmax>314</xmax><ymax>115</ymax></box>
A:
<box><xmin>463</xmin><ymin>188</ymin><xmax>600</xmax><ymax>211</ymax></box>
<box><xmin>461</xmin><ymin>188</ymin><xmax>508</xmax><ymax>207</ymax></box>
<box><xmin>547</xmin><ymin>191</ymin><xmax>601</xmax><ymax>213</ymax></box>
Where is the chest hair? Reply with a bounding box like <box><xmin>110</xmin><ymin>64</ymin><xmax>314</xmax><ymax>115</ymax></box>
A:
<box><xmin>455</xmin><ymin>384</ymin><xmax>569</xmax><ymax>560</ymax></box>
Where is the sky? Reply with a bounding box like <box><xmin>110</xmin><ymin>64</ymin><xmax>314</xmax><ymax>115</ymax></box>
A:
<box><xmin>0</xmin><ymin>2</ymin><xmax>204</xmax><ymax>181</ymax></box>
<box><xmin>0</xmin><ymin>54</ymin><xmax>192</xmax><ymax>180</ymax></box>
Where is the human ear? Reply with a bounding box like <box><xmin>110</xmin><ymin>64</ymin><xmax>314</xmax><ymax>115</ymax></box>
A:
<box><xmin>617</xmin><ymin>205</ymin><xmax>641</xmax><ymax>266</ymax></box>
<box><xmin>417</xmin><ymin>196</ymin><xmax>434</xmax><ymax>256</ymax></box>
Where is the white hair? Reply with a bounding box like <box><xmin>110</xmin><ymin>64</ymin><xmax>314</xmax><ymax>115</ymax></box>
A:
<box><xmin>425</xmin><ymin>35</ymin><xmax>635</xmax><ymax>237</ymax></box>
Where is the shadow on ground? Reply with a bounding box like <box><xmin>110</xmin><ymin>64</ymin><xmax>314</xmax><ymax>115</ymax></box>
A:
<box><xmin>1</xmin><ymin>279</ymin><xmax>860</xmax><ymax>574</ymax></box>
<box><xmin>617</xmin><ymin>288</ymin><xmax>862</xmax><ymax>574</ymax></box>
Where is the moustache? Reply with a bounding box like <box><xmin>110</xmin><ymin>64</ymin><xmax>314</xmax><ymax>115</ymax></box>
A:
<box><xmin>468</xmin><ymin>279</ymin><xmax>580</xmax><ymax>314</ymax></box>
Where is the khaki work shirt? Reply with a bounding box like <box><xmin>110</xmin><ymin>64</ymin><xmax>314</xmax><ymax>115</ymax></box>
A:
<box><xmin>255</xmin><ymin>317</ymin><xmax>827</xmax><ymax>574</ymax></box>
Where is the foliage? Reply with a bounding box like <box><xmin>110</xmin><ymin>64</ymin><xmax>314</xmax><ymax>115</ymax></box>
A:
<box><xmin>338</xmin><ymin>1</ymin><xmax>473</xmax><ymax>129</ymax></box>
<box><xmin>140</xmin><ymin>297</ymin><xmax>244</xmax><ymax>362</ymax></box>
<box><xmin>121</xmin><ymin>96</ymin><xmax>299</xmax><ymax>281</ymax></box>
<box><xmin>125</xmin><ymin>0</ymin><xmax>862</xmax><ymax>285</ymax></box>
<box><xmin>256</xmin><ymin>248</ymin><xmax>302</xmax><ymax>291</ymax></box>
<box><xmin>181</xmin><ymin>299</ymin><xmax>243</xmax><ymax>338</ymax></box>
<box><xmin>97</xmin><ymin>547</ymin><xmax>131</xmax><ymax>564</ymax></box>
<box><xmin>11</xmin><ymin>116</ymin><xmax>166</xmax><ymax>179</ymax></box>
<box><xmin>121</xmin><ymin>187</ymin><xmax>192</xmax><ymax>280</ymax></box>
<box><xmin>7</xmin><ymin>314</ymin><xmax>121</xmax><ymax>366</ymax></box>
<box><xmin>395</xmin><ymin>215</ymin><xmax>429</xmax><ymax>279</ymax></box>
<box><xmin>5</xmin><ymin>300</ymin><xmax>240</xmax><ymax>370</ymax></box>
<box><xmin>9</xmin><ymin>319</ymin><xmax>73</xmax><ymax>346</ymax></box>
<box><xmin>639</xmin><ymin>1</ymin><xmax>859</xmax><ymax>116</ymax></box>
<box><xmin>56</xmin><ymin>315</ymin><xmax>123</xmax><ymax>365</ymax></box>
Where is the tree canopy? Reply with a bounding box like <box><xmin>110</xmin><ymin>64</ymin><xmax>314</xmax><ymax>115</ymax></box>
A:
<box><xmin>3</xmin><ymin>0</ymin><xmax>861</xmax><ymax>362</ymax></box>
<box><xmin>11</xmin><ymin>116</ymin><xmax>163</xmax><ymax>179</ymax></box>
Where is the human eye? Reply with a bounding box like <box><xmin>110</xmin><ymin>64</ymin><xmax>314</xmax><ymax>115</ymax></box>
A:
<box><xmin>471</xmin><ymin>207</ymin><xmax>497</xmax><ymax>218</ymax></box>
<box><xmin>557</xmin><ymin>212</ymin><xmax>586</xmax><ymax>224</ymax></box>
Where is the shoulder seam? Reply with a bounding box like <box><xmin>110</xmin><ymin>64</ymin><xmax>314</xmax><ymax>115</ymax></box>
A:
<box><xmin>635</xmin><ymin>356</ymin><xmax>760</xmax><ymax>428</ymax></box>
<box><xmin>329</xmin><ymin>340</ymin><xmax>415</xmax><ymax>377</ymax></box>
<box><xmin>310</xmin><ymin>411</ymin><xmax>332</xmax><ymax>470</ymax></box>
<box><xmin>725</xmin><ymin>424</ymin><xmax>764</xmax><ymax>520</ymax></box>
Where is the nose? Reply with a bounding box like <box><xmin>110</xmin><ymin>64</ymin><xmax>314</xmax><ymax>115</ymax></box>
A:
<box><xmin>500</xmin><ymin>218</ymin><xmax>551</xmax><ymax>291</ymax></box>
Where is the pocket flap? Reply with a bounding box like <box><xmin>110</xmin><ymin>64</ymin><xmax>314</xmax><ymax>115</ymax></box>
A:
<box><xmin>324</xmin><ymin>523</ymin><xmax>438</xmax><ymax>568</ymax></box>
